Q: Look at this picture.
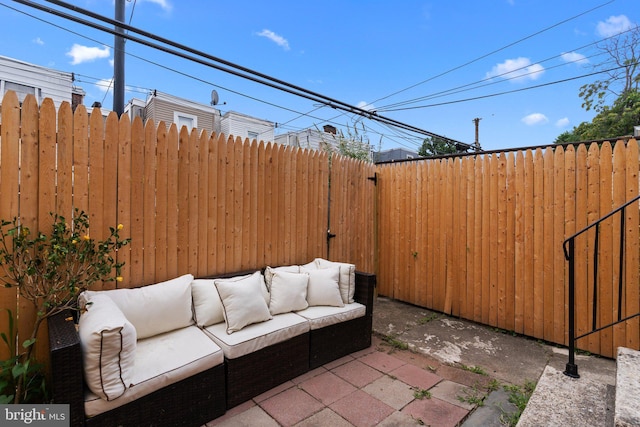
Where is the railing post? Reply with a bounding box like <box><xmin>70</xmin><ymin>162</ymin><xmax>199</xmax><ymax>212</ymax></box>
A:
<box><xmin>564</xmin><ymin>238</ymin><xmax>580</xmax><ymax>378</ymax></box>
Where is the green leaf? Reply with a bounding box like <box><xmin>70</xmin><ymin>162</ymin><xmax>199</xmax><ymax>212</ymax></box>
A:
<box><xmin>22</xmin><ymin>338</ymin><xmax>36</xmax><ymax>349</ymax></box>
<box><xmin>0</xmin><ymin>394</ymin><xmax>14</xmax><ymax>404</ymax></box>
<box><xmin>12</xmin><ymin>364</ymin><xmax>25</xmax><ymax>379</ymax></box>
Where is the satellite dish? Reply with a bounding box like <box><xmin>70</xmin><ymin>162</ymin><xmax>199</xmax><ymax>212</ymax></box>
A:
<box><xmin>210</xmin><ymin>90</ymin><xmax>219</xmax><ymax>106</ymax></box>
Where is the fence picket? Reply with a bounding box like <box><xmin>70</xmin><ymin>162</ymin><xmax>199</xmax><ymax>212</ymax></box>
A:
<box><xmin>166</xmin><ymin>123</ymin><xmax>179</xmax><ymax>278</ymax></box>
<box><xmin>103</xmin><ymin>113</ymin><xmax>119</xmax><ymax>290</ymax></box>
<box><xmin>19</xmin><ymin>95</ymin><xmax>40</xmax><ymax>360</ymax></box>
<box><xmin>129</xmin><ymin>116</ymin><xmax>145</xmax><ymax>285</ymax></box>
<box><xmin>532</xmin><ymin>149</ymin><xmax>544</xmax><ymax>338</ymax></box>
<box><xmin>612</xmin><ymin>140</ymin><xmax>626</xmax><ymax>349</ymax></box>
<box><xmin>73</xmin><ymin>105</ymin><xmax>89</xmax><ymax>214</ymax></box>
<box><xmin>624</xmin><ymin>141</ymin><xmax>639</xmax><ymax>350</ymax></box>
<box><xmin>505</xmin><ymin>152</ymin><xmax>516</xmax><ymax>332</ymax></box>
<box><xmin>543</xmin><ymin>148</ymin><xmax>554</xmax><ymax>341</ymax></box>
<box><xmin>39</xmin><ymin>98</ymin><xmax>57</xmax><ymax>222</ymax></box>
<box><xmin>155</xmin><ymin>121</ymin><xmax>168</xmax><ymax>281</ymax></box>
<box><xmin>117</xmin><ymin>115</ymin><xmax>132</xmax><ymax>287</ymax></box>
<box><xmin>497</xmin><ymin>154</ymin><xmax>507</xmax><ymax>329</ymax></box>
<box><xmin>57</xmin><ymin>102</ymin><xmax>73</xmax><ymax>217</ymax></box>
<box><xmin>142</xmin><ymin>118</ymin><xmax>157</xmax><ymax>283</ymax></box>
<box><xmin>89</xmin><ymin>106</ymin><xmax>105</xmax><ymax>259</ymax></box>
<box><xmin>586</xmin><ymin>143</ymin><xmax>601</xmax><ymax>354</ymax></box>
<box><xmin>553</xmin><ymin>147</ymin><xmax>566</xmax><ymax>344</ymax></box>
<box><xmin>599</xmin><ymin>142</ymin><xmax>614</xmax><ymax>357</ymax></box>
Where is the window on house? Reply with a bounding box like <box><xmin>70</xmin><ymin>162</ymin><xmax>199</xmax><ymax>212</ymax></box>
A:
<box><xmin>248</xmin><ymin>131</ymin><xmax>259</xmax><ymax>140</ymax></box>
<box><xmin>3</xmin><ymin>80</ymin><xmax>38</xmax><ymax>103</ymax></box>
<box><xmin>174</xmin><ymin>111</ymin><xmax>198</xmax><ymax>131</ymax></box>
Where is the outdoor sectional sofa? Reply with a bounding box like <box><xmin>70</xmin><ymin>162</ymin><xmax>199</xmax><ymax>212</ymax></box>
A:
<box><xmin>48</xmin><ymin>259</ymin><xmax>376</xmax><ymax>427</ymax></box>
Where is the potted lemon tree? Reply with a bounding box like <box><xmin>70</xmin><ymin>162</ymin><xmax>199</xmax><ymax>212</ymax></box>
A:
<box><xmin>0</xmin><ymin>209</ymin><xmax>129</xmax><ymax>403</ymax></box>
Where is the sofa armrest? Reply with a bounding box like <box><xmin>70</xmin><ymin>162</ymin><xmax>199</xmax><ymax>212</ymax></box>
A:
<box><xmin>354</xmin><ymin>271</ymin><xmax>376</xmax><ymax>316</ymax></box>
<box><xmin>48</xmin><ymin>310</ymin><xmax>85</xmax><ymax>427</ymax></box>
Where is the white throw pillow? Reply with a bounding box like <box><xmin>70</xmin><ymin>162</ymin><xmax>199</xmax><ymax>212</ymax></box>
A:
<box><xmin>215</xmin><ymin>271</ymin><xmax>272</xmax><ymax>334</ymax></box>
<box><xmin>78</xmin><ymin>292</ymin><xmax>136</xmax><ymax>401</ymax></box>
<box><xmin>268</xmin><ymin>270</ymin><xmax>309</xmax><ymax>315</ymax></box>
<box><xmin>315</xmin><ymin>258</ymin><xmax>356</xmax><ymax>304</ymax></box>
<box><xmin>191</xmin><ymin>279</ymin><xmax>225</xmax><ymax>327</ymax></box>
<box><xmin>302</xmin><ymin>267</ymin><xmax>344</xmax><ymax>307</ymax></box>
<box><xmin>301</xmin><ymin>260</ymin><xmax>318</xmax><ymax>270</ymax></box>
<box><xmin>264</xmin><ymin>265</ymin><xmax>300</xmax><ymax>291</ymax></box>
<box><xmin>84</xmin><ymin>274</ymin><xmax>194</xmax><ymax>339</ymax></box>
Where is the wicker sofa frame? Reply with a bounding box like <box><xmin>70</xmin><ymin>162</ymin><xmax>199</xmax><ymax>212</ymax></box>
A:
<box><xmin>48</xmin><ymin>270</ymin><xmax>375</xmax><ymax>426</ymax></box>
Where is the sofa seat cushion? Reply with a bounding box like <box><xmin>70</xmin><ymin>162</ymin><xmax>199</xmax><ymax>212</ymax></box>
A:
<box><xmin>203</xmin><ymin>313</ymin><xmax>309</xmax><ymax>359</ymax></box>
<box><xmin>296</xmin><ymin>303</ymin><xmax>366</xmax><ymax>330</ymax></box>
<box><xmin>84</xmin><ymin>326</ymin><xmax>224</xmax><ymax>418</ymax></box>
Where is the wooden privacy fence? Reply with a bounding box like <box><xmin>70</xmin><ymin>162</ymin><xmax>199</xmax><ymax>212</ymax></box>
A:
<box><xmin>376</xmin><ymin>141</ymin><xmax>639</xmax><ymax>358</ymax></box>
<box><xmin>1</xmin><ymin>90</ymin><xmax>638</xmax><ymax>362</ymax></box>
<box><xmin>0</xmin><ymin>92</ymin><xmax>375</xmax><ymax>362</ymax></box>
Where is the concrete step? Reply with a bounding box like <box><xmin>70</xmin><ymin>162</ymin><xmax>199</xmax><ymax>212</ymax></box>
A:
<box><xmin>516</xmin><ymin>365</ymin><xmax>615</xmax><ymax>427</ymax></box>
<box><xmin>615</xmin><ymin>347</ymin><xmax>640</xmax><ymax>427</ymax></box>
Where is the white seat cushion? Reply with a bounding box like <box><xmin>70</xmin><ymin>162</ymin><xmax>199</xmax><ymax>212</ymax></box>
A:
<box><xmin>84</xmin><ymin>326</ymin><xmax>224</xmax><ymax>417</ymax></box>
<box><xmin>203</xmin><ymin>313</ymin><xmax>309</xmax><ymax>359</ymax></box>
<box><xmin>296</xmin><ymin>303</ymin><xmax>366</xmax><ymax>330</ymax></box>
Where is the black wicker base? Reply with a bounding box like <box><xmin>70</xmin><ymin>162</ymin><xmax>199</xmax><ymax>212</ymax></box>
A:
<box><xmin>309</xmin><ymin>315</ymin><xmax>372</xmax><ymax>369</ymax></box>
<box><xmin>225</xmin><ymin>333</ymin><xmax>310</xmax><ymax>409</ymax></box>
<box><xmin>85</xmin><ymin>364</ymin><xmax>226</xmax><ymax>427</ymax></box>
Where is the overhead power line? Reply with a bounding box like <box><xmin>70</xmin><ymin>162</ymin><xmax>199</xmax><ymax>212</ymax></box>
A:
<box><xmin>378</xmin><ymin>25</ymin><xmax>639</xmax><ymax>112</ymax></box>
<box><xmin>2</xmin><ymin>1</ymin><xmax>400</xmax><ymax>143</ymax></box>
<box><xmin>367</xmin><ymin>0</ymin><xmax>616</xmax><ymax>107</ymax></box>
<box><xmin>12</xmin><ymin>0</ymin><xmax>479</xmax><ymax>151</ymax></box>
<box><xmin>381</xmin><ymin>61</ymin><xmax>639</xmax><ymax>111</ymax></box>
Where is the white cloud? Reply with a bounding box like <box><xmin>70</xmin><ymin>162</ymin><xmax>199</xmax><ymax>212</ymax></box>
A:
<box><xmin>33</xmin><ymin>37</ymin><xmax>44</xmax><ymax>46</ymax></box>
<box><xmin>357</xmin><ymin>101</ymin><xmax>376</xmax><ymax>111</ymax></box>
<box><xmin>556</xmin><ymin>117</ymin><xmax>570</xmax><ymax>127</ymax></box>
<box><xmin>96</xmin><ymin>78</ymin><xmax>114</xmax><ymax>93</ymax></box>
<box><xmin>486</xmin><ymin>57</ymin><xmax>545</xmax><ymax>82</ymax></box>
<box><xmin>95</xmin><ymin>79</ymin><xmax>146</xmax><ymax>100</ymax></box>
<box><xmin>66</xmin><ymin>44</ymin><xmax>110</xmax><ymax>65</ymax></box>
<box><xmin>521</xmin><ymin>113</ymin><xmax>548</xmax><ymax>126</ymax></box>
<box><xmin>596</xmin><ymin>15</ymin><xmax>633</xmax><ymax>37</ymax></box>
<box><xmin>561</xmin><ymin>52</ymin><xmax>588</xmax><ymax>65</ymax></box>
<box><xmin>257</xmin><ymin>29</ymin><xmax>290</xmax><ymax>50</ymax></box>
<box><xmin>140</xmin><ymin>0</ymin><xmax>172</xmax><ymax>12</ymax></box>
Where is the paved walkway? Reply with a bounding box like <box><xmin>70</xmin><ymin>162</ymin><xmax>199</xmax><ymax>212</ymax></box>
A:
<box><xmin>207</xmin><ymin>335</ymin><xmax>490</xmax><ymax>427</ymax></box>
<box><xmin>205</xmin><ymin>296</ymin><xmax>616</xmax><ymax>426</ymax></box>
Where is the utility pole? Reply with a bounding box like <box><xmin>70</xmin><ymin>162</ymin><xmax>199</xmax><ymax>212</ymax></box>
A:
<box><xmin>472</xmin><ymin>117</ymin><xmax>482</xmax><ymax>148</ymax></box>
<box><xmin>113</xmin><ymin>0</ymin><xmax>125</xmax><ymax>115</ymax></box>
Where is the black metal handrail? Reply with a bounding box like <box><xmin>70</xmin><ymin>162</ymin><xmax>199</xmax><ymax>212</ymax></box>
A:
<box><xmin>563</xmin><ymin>194</ymin><xmax>640</xmax><ymax>378</ymax></box>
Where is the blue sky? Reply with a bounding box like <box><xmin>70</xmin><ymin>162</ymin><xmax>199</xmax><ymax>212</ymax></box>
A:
<box><xmin>0</xmin><ymin>0</ymin><xmax>637</xmax><ymax>152</ymax></box>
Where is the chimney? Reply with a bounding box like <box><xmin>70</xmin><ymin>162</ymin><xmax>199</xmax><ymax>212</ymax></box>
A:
<box><xmin>323</xmin><ymin>124</ymin><xmax>337</xmax><ymax>135</ymax></box>
<box><xmin>71</xmin><ymin>87</ymin><xmax>86</xmax><ymax>112</ymax></box>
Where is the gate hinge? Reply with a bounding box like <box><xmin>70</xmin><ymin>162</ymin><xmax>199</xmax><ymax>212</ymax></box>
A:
<box><xmin>368</xmin><ymin>173</ymin><xmax>378</xmax><ymax>185</ymax></box>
